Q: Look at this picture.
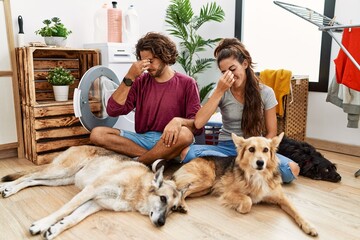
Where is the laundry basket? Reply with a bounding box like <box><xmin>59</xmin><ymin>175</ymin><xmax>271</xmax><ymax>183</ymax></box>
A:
<box><xmin>204</xmin><ymin>112</ymin><xmax>222</xmax><ymax>145</ymax></box>
<box><xmin>204</xmin><ymin>123</ymin><xmax>222</xmax><ymax>145</ymax></box>
<box><xmin>277</xmin><ymin>78</ymin><xmax>309</xmax><ymax>141</ymax></box>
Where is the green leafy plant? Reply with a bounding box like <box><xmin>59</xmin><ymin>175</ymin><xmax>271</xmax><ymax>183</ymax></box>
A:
<box><xmin>35</xmin><ymin>17</ymin><xmax>72</xmax><ymax>38</ymax></box>
<box><xmin>165</xmin><ymin>0</ymin><xmax>225</xmax><ymax>102</ymax></box>
<box><xmin>47</xmin><ymin>67</ymin><xmax>75</xmax><ymax>86</ymax></box>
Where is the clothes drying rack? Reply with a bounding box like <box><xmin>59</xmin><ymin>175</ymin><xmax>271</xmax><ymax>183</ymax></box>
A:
<box><xmin>274</xmin><ymin>1</ymin><xmax>360</xmax><ymax>178</ymax></box>
<box><xmin>274</xmin><ymin>1</ymin><xmax>360</xmax><ymax>71</ymax></box>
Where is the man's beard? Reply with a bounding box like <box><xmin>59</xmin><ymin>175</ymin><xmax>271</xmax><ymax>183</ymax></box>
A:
<box><xmin>149</xmin><ymin>62</ymin><xmax>165</xmax><ymax>78</ymax></box>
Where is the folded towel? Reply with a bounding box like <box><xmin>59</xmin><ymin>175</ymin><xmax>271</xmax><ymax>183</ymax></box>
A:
<box><xmin>260</xmin><ymin>69</ymin><xmax>292</xmax><ymax>117</ymax></box>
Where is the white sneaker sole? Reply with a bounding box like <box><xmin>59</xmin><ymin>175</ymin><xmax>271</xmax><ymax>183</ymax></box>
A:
<box><xmin>152</xmin><ymin>159</ymin><xmax>164</xmax><ymax>172</ymax></box>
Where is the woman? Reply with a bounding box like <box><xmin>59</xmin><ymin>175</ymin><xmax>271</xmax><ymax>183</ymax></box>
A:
<box><xmin>180</xmin><ymin>38</ymin><xmax>299</xmax><ymax>183</ymax></box>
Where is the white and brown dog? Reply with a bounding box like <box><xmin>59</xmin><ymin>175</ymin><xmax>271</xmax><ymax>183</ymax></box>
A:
<box><xmin>173</xmin><ymin>132</ymin><xmax>318</xmax><ymax>237</ymax></box>
<box><xmin>0</xmin><ymin>145</ymin><xmax>186</xmax><ymax>240</ymax></box>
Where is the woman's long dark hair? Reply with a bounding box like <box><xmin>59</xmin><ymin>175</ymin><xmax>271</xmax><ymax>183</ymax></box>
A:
<box><xmin>214</xmin><ymin>38</ymin><xmax>264</xmax><ymax>138</ymax></box>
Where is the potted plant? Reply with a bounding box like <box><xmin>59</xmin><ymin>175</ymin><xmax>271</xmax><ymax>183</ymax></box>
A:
<box><xmin>35</xmin><ymin>17</ymin><xmax>72</xmax><ymax>47</ymax></box>
<box><xmin>165</xmin><ymin>0</ymin><xmax>225</xmax><ymax>102</ymax></box>
<box><xmin>47</xmin><ymin>66</ymin><xmax>75</xmax><ymax>101</ymax></box>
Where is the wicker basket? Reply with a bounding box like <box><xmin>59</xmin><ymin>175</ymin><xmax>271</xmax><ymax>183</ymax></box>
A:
<box><xmin>277</xmin><ymin>78</ymin><xmax>309</xmax><ymax>141</ymax></box>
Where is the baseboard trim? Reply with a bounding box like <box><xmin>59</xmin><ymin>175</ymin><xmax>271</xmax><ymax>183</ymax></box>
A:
<box><xmin>0</xmin><ymin>142</ymin><xmax>18</xmax><ymax>159</ymax></box>
<box><xmin>305</xmin><ymin>138</ymin><xmax>360</xmax><ymax>157</ymax></box>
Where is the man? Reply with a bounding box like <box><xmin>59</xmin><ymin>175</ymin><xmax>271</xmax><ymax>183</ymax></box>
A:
<box><xmin>90</xmin><ymin>32</ymin><xmax>202</xmax><ymax>171</ymax></box>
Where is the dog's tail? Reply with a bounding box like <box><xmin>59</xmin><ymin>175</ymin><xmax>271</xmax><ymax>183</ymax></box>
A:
<box><xmin>1</xmin><ymin>171</ymin><xmax>27</xmax><ymax>182</ymax></box>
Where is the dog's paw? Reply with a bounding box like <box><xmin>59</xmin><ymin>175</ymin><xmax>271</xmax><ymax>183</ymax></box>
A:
<box><xmin>300</xmin><ymin>222</ymin><xmax>318</xmax><ymax>237</ymax></box>
<box><xmin>29</xmin><ymin>220</ymin><xmax>51</xmax><ymax>236</ymax></box>
<box><xmin>43</xmin><ymin>224</ymin><xmax>61</xmax><ymax>240</ymax></box>
<box><xmin>0</xmin><ymin>185</ymin><xmax>15</xmax><ymax>198</ymax></box>
<box><xmin>236</xmin><ymin>202</ymin><xmax>252</xmax><ymax>214</ymax></box>
<box><xmin>0</xmin><ymin>182</ymin><xmax>9</xmax><ymax>190</ymax></box>
<box><xmin>29</xmin><ymin>223</ymin><xmax>42</xmax><ymax>235</ymax></box>
<box><xmin>235</xmin><ymin>198</ymin><xmax>252</xmax><ymax>214</ymax></box>
<box><xmin>175</xmin><ymin>204</ymin><xmax>188</xmax><ymax>214</ymax></box>
<box><xmin>0</xmin><ymin>184</ymin><xmax>6</xmax><ymax>196</ymax></box>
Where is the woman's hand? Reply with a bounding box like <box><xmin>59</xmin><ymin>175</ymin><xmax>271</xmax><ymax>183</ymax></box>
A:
<box><xmin>193</xmin><ymin>71</ymin><xmax>234</xmax><ymax>129</ymax></box>
<box><xmin>216</xmin><ymin>70</ymin><xmax>235</xmax><ymax>93</ymax></box>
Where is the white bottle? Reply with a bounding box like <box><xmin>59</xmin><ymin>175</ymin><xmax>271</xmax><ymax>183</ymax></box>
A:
<box><xmin>94</xmin><ymin>3</ymin><xmax>108</xmax><ymax>43</ymax></box>
<box><xmin>124</xmin><ymin>4</ymin><xmax>140</xmax><ymax>44</ymax></box>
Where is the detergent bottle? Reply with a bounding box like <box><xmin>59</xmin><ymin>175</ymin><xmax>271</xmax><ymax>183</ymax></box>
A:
<box><xmin>94</xmin><ymin>2</ymin><xmax>123</xmax><ymax>43</ymax></box>
<box><xmin>124</xmin><ymin>4</ymin><xmax>140</xmax><ymax>44</ymax></box>
<box><xmin>94</xmin><ymin>3</ymin><xmax>108</xmax><ymax>43</ymax></box>
<box><xmin>107</xmin><ymin>1</ymin><xmax>123</xmax><ymax>42</ymax></box>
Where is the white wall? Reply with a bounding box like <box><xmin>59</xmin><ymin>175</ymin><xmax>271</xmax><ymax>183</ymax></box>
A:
<box><xmin>8</xmin><ymin>0</ymin><xmax>360</xmax><ymax>147</ymax></box>
<box><xmin>10</xmin><ymin>0</ymin><xmax>235</xmax><ymax>87</ymax></box>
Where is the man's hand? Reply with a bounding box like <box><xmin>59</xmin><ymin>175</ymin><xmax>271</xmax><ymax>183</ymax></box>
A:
<box><xmin>126</xmin><ymin>59</ymin><xmax>150</xmax><ymax>80</ymax></box>
<box><xmin>161</xmin><ymin>118</ymin><xmax>182</xmax><ymax>147</ymax></box>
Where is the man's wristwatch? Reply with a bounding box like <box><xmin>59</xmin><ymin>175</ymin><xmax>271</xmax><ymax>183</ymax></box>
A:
<box><xmin>123</xmin><ymin>77</ymin><xmax>133</xmax><ymax>87</ymax></box>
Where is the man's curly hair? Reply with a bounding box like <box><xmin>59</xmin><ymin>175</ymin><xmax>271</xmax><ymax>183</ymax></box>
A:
<box><xmin>135</xmin><ymin>32</ymin><xmax>178</xmax><ymax>65</ymax></box>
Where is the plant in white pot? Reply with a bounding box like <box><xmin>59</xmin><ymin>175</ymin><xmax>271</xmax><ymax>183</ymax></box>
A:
<box><xmin>35</xmin><ymin>17</ymin><xmax>72</xmax><ymax>47</ymax></box>
<box><xmin>47</xmin><ymin>67</ymin><xmax>75</xmax><ymax>101</ymax></box>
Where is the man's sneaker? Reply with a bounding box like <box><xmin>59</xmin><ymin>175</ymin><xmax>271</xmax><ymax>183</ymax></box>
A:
<box><xmin>151</xmin><ymin>159</ymin><xmax>167</xmax><ymax>173</ymax></box>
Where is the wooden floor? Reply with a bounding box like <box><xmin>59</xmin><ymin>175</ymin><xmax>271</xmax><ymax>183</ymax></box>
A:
<box><xmin>0</xmin><ymin>150</ymin><xmax>359</xmax><ymax>240</ymax></box>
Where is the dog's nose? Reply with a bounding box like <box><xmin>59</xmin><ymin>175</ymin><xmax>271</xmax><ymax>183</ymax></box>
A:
<box><xmin>256</xmin><ymin>160</ymin><xmax>264</xmax><ymax>168</ymax></box>
<box><xmin>336</xmin><ymin>174</ymin><xmax>341</xmax><ymax>181</ymax></box>
<box><xmin>157</xmin><ymin>216</ymin><xmax>165</xmax><ymax>227</ymax></box>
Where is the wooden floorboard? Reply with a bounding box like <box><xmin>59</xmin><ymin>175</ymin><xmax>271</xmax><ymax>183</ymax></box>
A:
<box><xmin>0</xmin><ymin>150</ymin><xmax>359</xmax><ymax>240</ymax></box>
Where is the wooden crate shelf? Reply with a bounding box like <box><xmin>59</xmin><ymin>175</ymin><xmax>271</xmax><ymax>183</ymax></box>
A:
<box><xmin>16</xmin><ymin>47</ymin><xmax>99</xmax><ymax>106</ymax></box>
<box><xmin>16</xmin><ymin>47</ymin><xmax>101</xmax><ymax>164</ymax></box>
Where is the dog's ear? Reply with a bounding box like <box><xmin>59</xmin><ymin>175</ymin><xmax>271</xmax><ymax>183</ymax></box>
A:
<box><xmin>231</xmin><ymin>132</ymin><xmax>246</xmax><ymax>149</ymax></box>
<box><xmin>278</xmin><ymin>132</ymin><xmax>284</xmax><ymax>141</ymax></box>
<box><xmin>302</xmin><ymin>161</ymin><xmax>315</xmax><ymax>174</ymax></box>
<box><xmin>271</xmin><ymin>132</ymin><xmax>284</xmax><ymax>149</ymax></box>
<box><xmin>179</xmin><ymin>183</ymin><xmax>190</xmax><ymax>197</ymax></box>
<box><xmin>152</xmin><ymin>165</ymin><xmax>164</xmax><ymax>189</ymax></box>
<box><xmin>175</xmin><ymin>183</ymin><xmax>191</xmax><ymax>214</ymax></box>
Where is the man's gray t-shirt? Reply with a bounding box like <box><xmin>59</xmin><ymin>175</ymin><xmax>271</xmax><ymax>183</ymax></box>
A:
<box><xmin>217</xmin><ymin>84</ymin><xmax>277</xmax><ymax>141</ymax></box>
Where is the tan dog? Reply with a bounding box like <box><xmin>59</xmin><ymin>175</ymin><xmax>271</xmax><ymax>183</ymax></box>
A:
<box><xmin>173</xmin><ymin>133</ymin><xmax>318</xmax><ymax>237</ymax></box>
<box><xmin>0</xmin><ymin>146</ymin><xmax>185</xmax><ymax>240</ymax></box>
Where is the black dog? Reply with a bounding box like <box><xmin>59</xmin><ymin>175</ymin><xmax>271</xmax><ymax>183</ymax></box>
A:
<box><xmin>278</xmin><ymin>136</ymin><xmax>341</xmax><ymax>182</ymax></box>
